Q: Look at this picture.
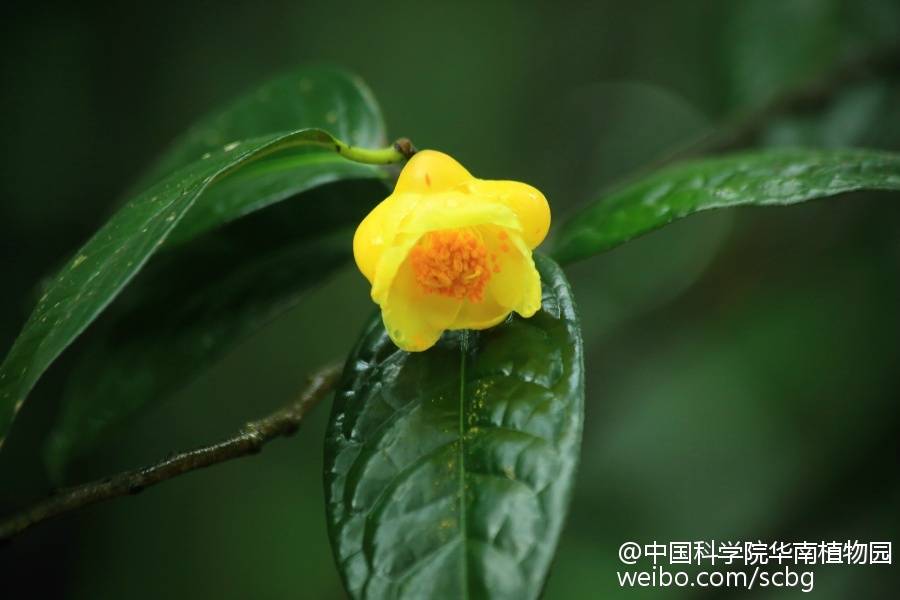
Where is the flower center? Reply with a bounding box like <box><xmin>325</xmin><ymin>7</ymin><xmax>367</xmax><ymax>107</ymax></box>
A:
<box><xmin>409</xmin><ymin>229</ymin><xmax>499</xmax><ymax>302</ymax></box>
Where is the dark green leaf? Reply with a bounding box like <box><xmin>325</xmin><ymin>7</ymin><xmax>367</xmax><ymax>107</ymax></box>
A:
<box><xmin>147</xmin><ymin>67</ymin><xmax>388</xmax><ymax>247</ymax></box>
<box><xmin>134</xmin><ymin>67</ymin><xmax>386</xmax><ymax>191</ymax></box>
<box><xmin>0</xmin><ymin>67</ymin><xmax>389</xmax><ymax>448</ymax></box>
<box><xmin>44</xmin><ymin>179</ymin><xmax>386</xmax><ymax>476</ymax></box>
<box><xmin>551</xmin><ymin>148</ymin><xmax>900</xmax><ymax>265</ymax></box>
<box><xmin>324</xmin><ymin>254</ymin><xmax>584</xmax><ymax>600</ymax></box>
<box><xmin>165</xmin><ymin>148</ymin><xmax>383</xmax><ymax>248</ymax></box>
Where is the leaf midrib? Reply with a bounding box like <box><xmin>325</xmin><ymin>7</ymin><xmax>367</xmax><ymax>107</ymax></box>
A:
<box><xmin>457</xmin><ymin>332</ymin><xmax>469</xmax><ymax>598</ymax></box>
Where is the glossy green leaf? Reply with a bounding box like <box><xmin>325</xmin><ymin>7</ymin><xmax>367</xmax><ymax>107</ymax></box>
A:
<box><xmin>0</xmin><ymin>130</ymin><xmax>359</xmax><ymax>448</ymax></box>
<box><xmin>165</xmin><ymin>147</ymin><xmax>383</xmax><ymax>248</ymax></box>
<box><xmin>551</xmin><ymin>148</ymin><xmax>900</xmax><ymax>265</ymax></box>
<box><xmin>134</xmin><ymin>67</ymin><xmax>385</xmax><ymax>190</ymax></box>
<box><xmin>325</xmin><ymin>254</ymin><xmax>584</xmax><ymax>600</ymax></box>
<box><xmin>44</xmin><ymin>178</ymin><xmax>386</xmax><ymax>476</ymax></box>
<box><xmin>142</xmin><ymin>67</ymin><xmax>388</xmax><ymax>246</ymax></box>
<box><xmin>0</xmin><ymin>67</ymin><xmax>391</xmax><ymax>448</ymax></box>
<box><xmin>22</xmin><ymin>67</ymin><xmax>389</xmax><ymax>463</ymax></box>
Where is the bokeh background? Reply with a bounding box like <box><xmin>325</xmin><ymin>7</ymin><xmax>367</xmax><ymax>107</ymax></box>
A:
<box><xmin>2</xmin><ymin>0</ymin><xmax>899</xmax><ymax>597</ymax></box>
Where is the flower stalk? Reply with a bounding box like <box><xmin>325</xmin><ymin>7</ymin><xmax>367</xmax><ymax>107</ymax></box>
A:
<box><xmin>335</xmin><ymin>137</ymin><xmax>417</xmax><ymax>164</ymax></box>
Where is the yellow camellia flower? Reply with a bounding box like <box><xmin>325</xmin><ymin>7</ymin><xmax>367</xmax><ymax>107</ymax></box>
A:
<box><xmin>353</xmin><ymin>150</ymin><xmax>551</xmax><ymax>352</ymax></box>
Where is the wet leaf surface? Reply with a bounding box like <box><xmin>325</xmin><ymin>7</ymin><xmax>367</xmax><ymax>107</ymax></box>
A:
<box><xmin>325</xmin><ymin>255</ymin><xmax>584</xmax><ymax>599</ymax></box>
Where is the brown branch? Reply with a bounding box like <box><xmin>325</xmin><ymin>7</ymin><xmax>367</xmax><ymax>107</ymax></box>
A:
<box><xmin>652</xmin><ymin>42</ymin><xmax>900</xmax><ymax>168</ymax></box>
<box><xmin>0</xmin><ymin>363</ymin><xmax>342</xmax><ymax>542</ymax></box>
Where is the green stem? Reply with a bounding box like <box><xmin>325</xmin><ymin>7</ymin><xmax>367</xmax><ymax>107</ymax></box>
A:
<box><xmin>336</xmin><ymin>137</ymin><xmax>417</xmax><ymax>165</ymax></box>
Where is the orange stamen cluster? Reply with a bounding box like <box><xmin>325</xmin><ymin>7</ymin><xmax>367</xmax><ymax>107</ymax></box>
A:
<box><xmin>410</xmin><ymin>229</ymin><xmax>497</xmax><ymax>302</ymax></box>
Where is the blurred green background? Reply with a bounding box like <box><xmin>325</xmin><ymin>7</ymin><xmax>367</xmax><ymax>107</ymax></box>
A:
<box><xmin>1</xmin><ymin>0</ymin><xmax>899</xmax><ymax>598</ymax></box>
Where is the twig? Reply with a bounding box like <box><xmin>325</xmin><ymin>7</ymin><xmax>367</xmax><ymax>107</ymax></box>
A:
<box><xmin>0</xmin><ymin>363</ymin><xmax>342</xmax><ymax>542</ymax></box>
<box><xmin>653</xmin><ymin>42</ymin><xmax>900</xmax><ymax>167</ymax></box>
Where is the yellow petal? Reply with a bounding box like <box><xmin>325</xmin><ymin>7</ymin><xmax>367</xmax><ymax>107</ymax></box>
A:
<box><xmin>352</xmin><ymin>149</ymin><xmax>551</xmax><ymax>352</ymax></box>
<box><xmin>353</xmin><ymin>192</ymin><xmax>419</xmax><ymax>284</ymax></box>
<box><xmin>370</xmin><ymin>200</ymin><xmax>514</xmax><ymax>303</ymax></box>
<box><xmin>380</xmin><ymin>256</ymin><xmax>462</xmax><ymax>351</ymax></box>
<box><xmin>398</xmin><ymin>192</ymin><xmax>521</xmax><ymax>236</ymax></box>
<box><xmin>451</xmin><ymin>295</ymin><xmax>510</xmax><ymax>330</ymax></box>
<box><xmin>464</xmin><ymin>180</ymin><xmax>550</xmax><ymax>249</ymax></box>
<box><xmin>481</xmin><ymin>226</ymin><xmax>542</xmax><ymax>318</ymax></box>
<box><xmin>394</xmin><ymin>150</ymin><xmax>473</xmax><ymax>194</ymax></box>
<box><xmin>370</xmin><ymin>235</ymin><xmax>416</xmax><ymax>304</ymax></box>
<box><xmin>354</xmin><ymin>186</ymin><xmax>520</xmax><ymax>286</ymax></box>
